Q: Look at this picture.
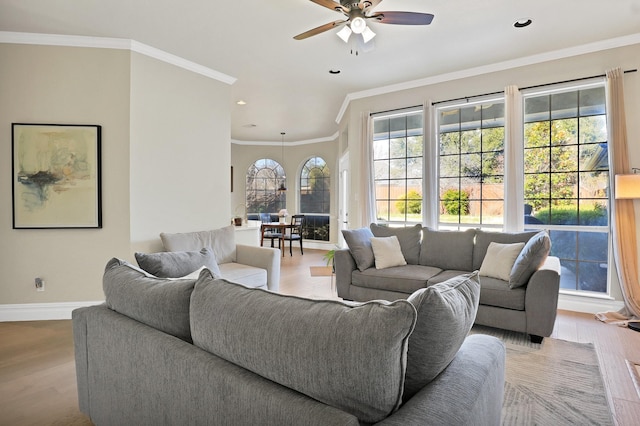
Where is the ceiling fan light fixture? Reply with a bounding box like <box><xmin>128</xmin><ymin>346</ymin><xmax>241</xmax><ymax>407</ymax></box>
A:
<box><xmin>336</xmin><ymin>25</ymin><xmax>352</xmax><ymax>43</ymax></box>
<box><xmin>350</xmin><ymin>17</ymin><xmax>367</xmax><ymax>34</ymax></box>
<box><xmin>362</xmin><ymin>26</ymin><xmax>376</xmax><ymax>43</ymax></box>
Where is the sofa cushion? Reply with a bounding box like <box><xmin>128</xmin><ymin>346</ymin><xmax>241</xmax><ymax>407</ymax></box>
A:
<box><xmin>342</xmin><ymin>227</ymin><xmax>375</xmax><ymax>272</ymax></box>
<box><xmin>472</xmin><ymin>230</ymin><xmax>538</xmax><ymax>271</ymax></box>
<box><xmin>404</xmin><ymin>272</ymin><xmax>480</xmax><ymax>400</ymax></box>
<box><xmin>371</xmin><ymin>236</ymin><xmax>407</xmax><ymax>269</ymax></box>
<box><xmin>479</xmin><ymin>242</ymin><xmax>525</xmax><ymax>282</ymax></box>
<box><xmin>218</xmin><ymin>262</ymin><xmax>267</xmax><ymax>289</ymax></box>
<box><xmin>353</xmin><ymin>264</ymin><xmax>443</xmax><ymax>294</ymax></box>
<box><xmin>370</xmin><ymin>223</ymin><xmax>422</xmax><ymax>264</ymax></box>
<box><xmin>190</xmin><ymin>273</ymin><xmax>416</xmax><ymax>423</ymax></box>
<box><xmin>134</xmin><ymin>248</ymin><xmax>222</xmax><ymax>279</ymax></box>
<box><xmin>510</xmin><ymin>231</ymin><xmax>551</xmax><ymax>288</ymax></box>
<box><xmin>420</xmin><ymin>228</ymin><xmax>476</xmax><ymax>271</ymax></box>
<box><xmin>102</xmin><ymin>258</ymin><xmax>195</xmax><ymax>342</ymax></box>
<box><xmin>427</xmin><ymin>269</ymin><xmax>472</xmax><ymax>285</ymax></box>
<box><xmin>479</xmin><ymin>276</ymin><xmax>526</xmax><ymax>310</ymax></box>
<box><xmin>160</xmin><ymin>225</ymin><xmax>236</xmax><ymax>264</ymax></box>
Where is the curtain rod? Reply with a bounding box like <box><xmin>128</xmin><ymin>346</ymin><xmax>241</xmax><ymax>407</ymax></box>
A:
<box><xmin>370</xmin><ymin>104</ymin><xmax>423</xmax><ymax>117</ymax></box>
<box><xmin>431</xmin><ymin>68</ymin><xmax>637</xmax><ymax>106</ymax></box>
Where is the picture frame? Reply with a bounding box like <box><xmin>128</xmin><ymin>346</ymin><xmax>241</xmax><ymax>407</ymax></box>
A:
<box><xmin>12</xmin><ymin>123</ymin><xmax>102</xmax><ymax>229</ymax></box>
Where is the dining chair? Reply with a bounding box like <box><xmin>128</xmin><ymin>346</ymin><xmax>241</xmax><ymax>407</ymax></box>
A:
<box><xmin>284</xmin><ymin>215</ymin><xmax>305</xmax><ymax>256</ymax></box>
<box><xmin>260</xmin><ymin>213</ymin><xmax>281</xmax><ymax>249</ymax></box>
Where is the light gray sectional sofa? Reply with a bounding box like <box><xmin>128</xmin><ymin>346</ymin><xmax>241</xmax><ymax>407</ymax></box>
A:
<box><xmin>335</xmin><ymin>224</ymin><xmax>561</xmax><ymax>343</ymax></box>
<box><xmin>73</xmin><ymin>258</ymin><xmax>505</xmax><ymax>425</ymax></box>
<box><xmin>135</xmin><ymin>225</ymin><xmax>280</xmax><ymax>291</ymax></box>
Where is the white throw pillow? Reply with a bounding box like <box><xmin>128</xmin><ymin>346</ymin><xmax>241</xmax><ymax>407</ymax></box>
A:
<box><xmin>370</xmin><ymin>236</ymin><xmax>407</xmax><ymax>269</ymax></box>
<box><xmin>479</xmin><ymin>242</ymin><xmax>525</xmax><ymax>282</ymax></box>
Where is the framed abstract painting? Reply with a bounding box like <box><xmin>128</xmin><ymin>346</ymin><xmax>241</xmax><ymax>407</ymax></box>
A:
<box><xmin>12</xmin><ymin>123</ymin><xmax>102</xmax><ymax>229</ymax></box>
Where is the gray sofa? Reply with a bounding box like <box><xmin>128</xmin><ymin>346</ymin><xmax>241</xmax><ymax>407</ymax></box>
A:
<box><xmin>336</xmin><ymin>225</ymin><xmax>561</xmax><ymax>343</ymax></box>
<box><xmin>73</xmin><ymin>258</ymin><xmax>505</xmax><ymax>425</ymax></box>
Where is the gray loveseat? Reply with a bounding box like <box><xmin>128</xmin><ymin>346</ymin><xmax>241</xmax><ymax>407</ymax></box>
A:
<box><xmin>336</xmin><ymin>225</ymin><xmax>561</xmax><ymax>343</ymax></box>
<box><xmin>73</xmin><ymin>258</ymin><xmax>505</xmax><ymax>425</ymax></box>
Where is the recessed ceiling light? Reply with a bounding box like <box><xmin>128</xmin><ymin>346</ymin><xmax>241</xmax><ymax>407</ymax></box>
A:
<box><xmin>236</xmin><ymin>100</ymin><xmax>247</xmax><ymax>105</ymax></box>
<box><xmin>514</xmin><ymin>18</ymin><xmax>532</xmax><ymax>28</ymax></box>
<box><xmin>242</xmin><ymin>124</ymin><xmax>257</xmax><ymax>128</ymax></box>
<box><xmin>329</xmin><ymin>69</ymin><xmax>341</xmax><ymax>75</ymax></box>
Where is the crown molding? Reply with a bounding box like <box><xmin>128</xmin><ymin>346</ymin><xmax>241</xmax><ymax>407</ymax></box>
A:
<box><xmin>231</xmin><ymin>131</ymin><xmax>339</xmax><ymax>146</ymax></box>
<box><xmin>0</xmin><ymin>31</ymin><xmax>236</xmax><ymax>85</ymax></box>
<box><xmin>335</xmin><ymin>32</ymin><xmax>640</xmax><ymax>124</ymax></box>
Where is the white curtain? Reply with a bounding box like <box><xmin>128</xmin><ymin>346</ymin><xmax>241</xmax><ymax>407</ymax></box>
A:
<box><xmin>359</xmin><ymin>111</ymin><xmax>376</xmax><ymax>227</ymax></box>
<box><xmin>596</xmin><ymin>67</ymin><xmax>640</xmax><ymax>323</ymax></box>
<box><xmin>423</xmin><ymin>102</ymin><xmax>438</xmax><ymax>228</ymax></box>
<box><xmin>504</xmin><ymin>85</ymin><xmax>524</xmax><ymax>232</ymax></box>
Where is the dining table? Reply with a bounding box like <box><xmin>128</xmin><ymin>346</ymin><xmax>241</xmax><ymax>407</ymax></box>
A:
<box><xmin>260</xmin><ymin>222</ymin><xmax>293</xmax><ymax>256</ymax></box>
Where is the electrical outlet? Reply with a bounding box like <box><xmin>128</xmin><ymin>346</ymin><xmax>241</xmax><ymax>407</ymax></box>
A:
<box><xmin>35</xmin><ymin>277</ymin><xmax>45</xmax><ymax>292</ymax></box>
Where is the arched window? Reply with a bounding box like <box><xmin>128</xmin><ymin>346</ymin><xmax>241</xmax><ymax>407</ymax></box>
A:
<box><xmin>300</xmin><ymin>156</ymin><xmax>330</xmax><ymax>241</ymax></box>
<box><xmin>246</xmin><ymin>158</ymin><xmax>286</xmax><ymax>213</ymax></box>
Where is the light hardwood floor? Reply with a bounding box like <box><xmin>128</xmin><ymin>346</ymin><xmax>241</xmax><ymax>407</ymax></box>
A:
<box><xmin>1</xmin><ymin>249</ymin><xmax>639</xmax><ymax>425</ymax></box>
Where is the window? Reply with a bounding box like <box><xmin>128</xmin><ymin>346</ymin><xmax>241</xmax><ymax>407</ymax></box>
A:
<box><xmin>246</xmin><ymin>158</ymin><xmax>286</xmax><ymax>213</ymax></box>
<box><xmin>372</xmin><ymin>109</ymin><xmax>423</xmax><ymax>225</ymax></box>
<box><xmin>300</xmin><ymin>157</ymin><xmax>330</xmax><ymax>214</ymax></box>
<box><xmin>523</xmin><ymin>83</ymin><xmax>609</xmax><ymax>294</ymax></box>
<box><xmin>300</xmin><ymin>156</ymin><xmax>331</xmax><ymax>241</ymax></box>
<box><xmin>437</xmin><ymin>100</ymin><xmax>505</xmax><ymax>229</ymax></box>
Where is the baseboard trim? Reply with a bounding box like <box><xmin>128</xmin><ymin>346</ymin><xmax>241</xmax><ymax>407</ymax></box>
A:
<box><xmin>558</xmin><ymin>294</ymin><xmax>625</xmax><ymax>314</ymax></box>
<box><xmin>0</xmin><ymin>301</ymin><xmax>104</xmax><ymax>322</ymax></box>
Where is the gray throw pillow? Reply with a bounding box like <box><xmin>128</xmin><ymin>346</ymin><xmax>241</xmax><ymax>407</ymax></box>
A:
<box><xmin>190</xmin><ymin>273</ymin><xmax>416</xmax><ymax>423</ymax></box>
<box><xmin>404</xmin><ymin>272</ymin><xmax>480</xmax><ymax>400</ymax></box>
<box><xmin>103</xmin><ymin>258</ymin><xmax>196</xmax><ymax>342</ymax></box>
<box><xmin>420</xmin><ymin>228</ymin><xmax>476</xmax><ymax>271</ymax></box>
<box><xmin>342</xmin><ymin>227</ymin><xmax>375</xmax><ymax>271</ymax></box>
<box><xmin>135</xmin><ymin>247</ymin><xmax>222</xmax><ymax>279</ymax></box>
<box><xmin>160</xmin><ymin>225</ymin><xmax>236</xmax><ymax>264</ymax></box>
<box><xmin>509</xmin><ymin>231</ymin><xmax>551</xmax><ymax>288</ymax></box>
<box><xmin>370</xmin><ymin>223</ymin><xmax>422</xmax><ymax>264</ymax></box>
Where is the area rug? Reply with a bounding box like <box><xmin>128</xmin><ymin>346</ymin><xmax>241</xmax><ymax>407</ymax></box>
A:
<box><xmin>471</xmin><ymin>325</ymin><xmax>613</xmax><ymax>425</ymax></box>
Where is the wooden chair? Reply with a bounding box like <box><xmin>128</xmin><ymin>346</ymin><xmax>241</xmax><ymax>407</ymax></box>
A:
<box><xmin>260</xmin><ymin>213</ymin><xmax>281</xmax><ymax>249</ymax></box>
<box><xmin>284</xmin><ymin>215</ymin><xmax>305</xmax><ymax>256</ymax></box>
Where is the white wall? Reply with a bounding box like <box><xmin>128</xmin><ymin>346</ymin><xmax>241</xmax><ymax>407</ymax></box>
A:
<box><xmin>0</xmin><ymin>43</ymin><xmax>232</xmax><ymax>308</ymax></box>
<box><xmin>129</xmin><ymin>52</ymin><xmax>231</xmax><ymax>255</ymax></box>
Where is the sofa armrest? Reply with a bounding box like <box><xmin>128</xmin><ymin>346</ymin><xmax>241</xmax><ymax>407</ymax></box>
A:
<box><xmin>525</xmin><ymin>255</ymin><xmax>561</xmax><ymax>338</ymax></box>
<box><xmin>235</xmin><ymin>244</ymin><xmax>281</xmax><ymax>292</ymax></box>
<box><xmin>376</xmin><ymin>334</ymin><xmax>505</xmax><ymax>426</ymax></box>
<box><xmin>335</xmin><ymin>249</ymin><xmax>357</xmax><ymax>300</ymax></box>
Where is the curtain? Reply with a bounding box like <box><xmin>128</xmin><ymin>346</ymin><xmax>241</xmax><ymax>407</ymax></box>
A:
<box><xmin>423</xmin><ymin>102</ymin><xmax>438</xmax><ymax>228</ymax></box>
<box><xmin>504</xmin><ymin>85</ymin><xmax>524</xmax><ymax>232</ymax></box>
<box><xmin>596</xmin><ymin>67</ymin><xmax>640</xmax><ymax>324</ymax></box>
<box><xmin>359</xmin><ymin>111</ymin><xmax>376</xmax><ymax>227</ymax></box>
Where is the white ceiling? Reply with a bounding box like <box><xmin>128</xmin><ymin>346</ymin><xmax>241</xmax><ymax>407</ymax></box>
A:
<box><xmin>1</xmin><ymin>0</ymin><xmax>639</xmax><ymax>144</ymax></box>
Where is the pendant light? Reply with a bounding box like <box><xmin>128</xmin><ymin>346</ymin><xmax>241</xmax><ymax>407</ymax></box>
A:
<box><xmin>278</xmin><ymin>132</ymin><xmax>287</xmax><ymax>192</ymax></box>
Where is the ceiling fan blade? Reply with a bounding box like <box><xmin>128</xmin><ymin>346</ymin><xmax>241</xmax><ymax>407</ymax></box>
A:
<box><xmin>293</xmin><ymin>20</ymin><xmax>347</xmax><ymax>40</ymax></box>
<box><xmin>309</xmin><ymin>0</ymin><xmax>349</xmax><ymax>13</ymax></box>
<box><xmin>370</xmin><ymin>11</ymin><xmax>434</xmax><ymax>25</ymax></box>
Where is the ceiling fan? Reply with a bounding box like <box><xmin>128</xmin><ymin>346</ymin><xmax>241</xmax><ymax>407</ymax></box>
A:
<box><xmin>293</xmin><ymin>0</ymin><xmax>434</xmax><ymax>44</ymax></box>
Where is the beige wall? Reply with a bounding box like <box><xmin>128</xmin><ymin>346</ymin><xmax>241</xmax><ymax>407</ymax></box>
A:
<box><xmin>340</xmin><ymin>43</ymin><xmax>640</xmax><ymax>305</ymax></box>
<box><xmin>0</xmin><ymin>44</ymin><xmax>231</xmax><ymax>305</ymax></box>
<box><xmin>231</xmin><ymin>139</ymin><xmax>339</xmax><ymax>243</ymax></box>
